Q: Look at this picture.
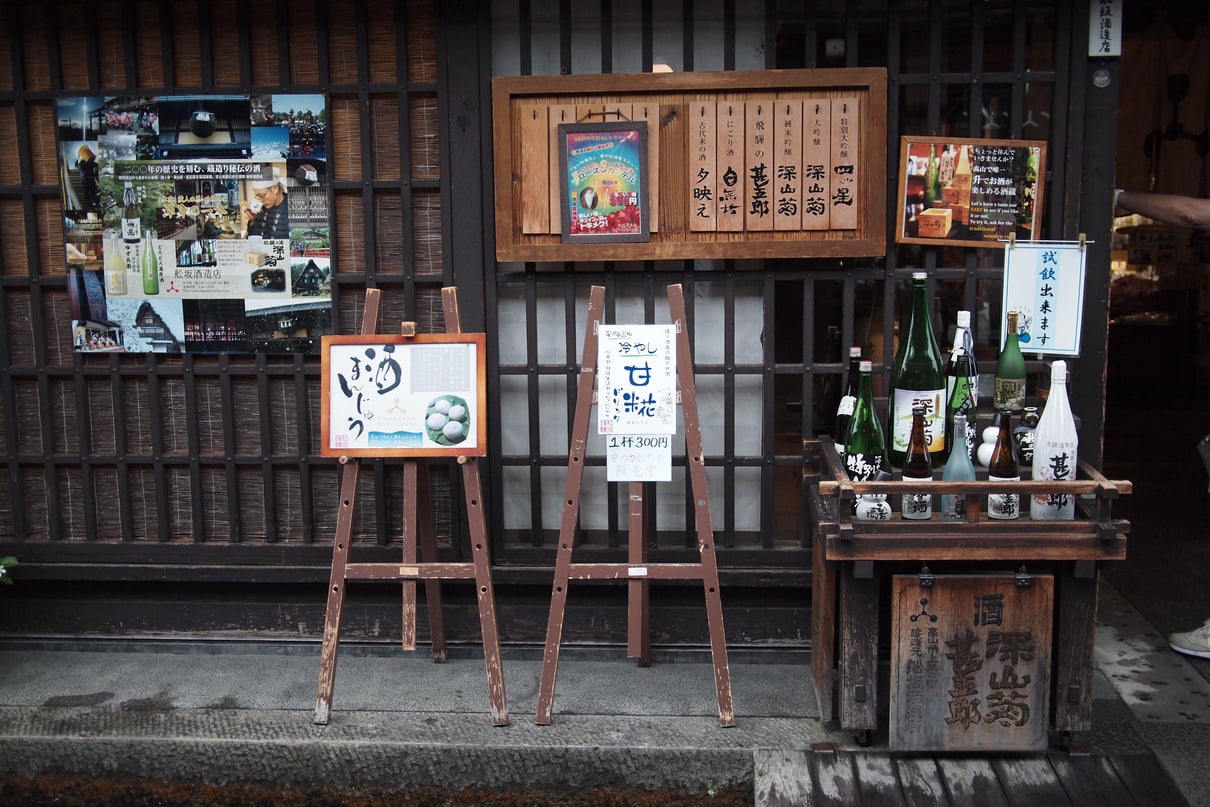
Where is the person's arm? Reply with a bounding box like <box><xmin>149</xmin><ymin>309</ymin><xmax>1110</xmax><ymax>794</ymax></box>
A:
<box><xmin>1114</xmin><ymin>189</ymin><xmax>1210</xmax><ymax>229</ymax></box>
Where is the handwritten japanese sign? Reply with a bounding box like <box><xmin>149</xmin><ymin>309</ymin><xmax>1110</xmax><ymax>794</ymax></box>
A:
<box><xmin>606</xmin><ymin>434</ymin><xmax>673</xmax><ymax>482</ymax></box>
<box><xmin>321</xmin><ymin>334</ymin><xmax>487</xmax><ymax>458</ymax></box>
<box><xmin>597</xmin><ymin>324</ymin><xmax>676</xmax><ymax>436</ymax></box>
<box><xmin>896</xmin><ymin>136</ymin><xmax>1046</xmax><ymax>248</ymax></box>
<box><xmin>890</xmin><ymin>574</ymin><xmax>1053</xmax><ymax>752</ymax></box>
<box><xmin>1003</xmin><ymin>242</ymin><xmax>1087</xmax><ymax>356</ymax></box>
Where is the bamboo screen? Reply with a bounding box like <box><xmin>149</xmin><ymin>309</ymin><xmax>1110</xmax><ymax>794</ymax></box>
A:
<box><xmin>0</xmin><ymin>0</ymin><xmax>454</xmax><ymax>549</ymax></box>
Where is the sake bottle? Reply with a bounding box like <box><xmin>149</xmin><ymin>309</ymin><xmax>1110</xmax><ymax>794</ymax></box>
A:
<box><xmin>994</xmin><ymin>311</ymin><xmax>1027</xmax><ymax>414</ymax></box>
<box><xmin>888</xmin><ymin>272</ymin><xmax>946</xmax><ymax>469</ymax></box>
<box><xmin>1030</xmin><ymin>360</ymin><xmax>1079</xmax><ymax>520</ymax></box>
<box><xmin>923</xmin><ymin>144</ymin><xmax>941</xmax><ymax>209</ymax></box>
<box><xmin>945</xmin><ymin>309</ymin><xmax>978</xmax><ymax>461</ymax></box>
<box><xmin>121</xmin><ymin>181</ymin><xmax>140</xmax><ymax>245</ymax></box>
<box><xmin>845</xmin><ymin>360</ymin><xmax>888</xmax><ymax>517</ymax></box>
<box><xmin>901</xmin><ymin>405</ymin><xmax>933</xmax><ymax>520</ymax></box>
<box><xmin>104</xmin><ymin>232</ymin><xmax>127</xmax><ymax>296</ymax></box>
<box><xmin>941</xmin><ymin>412</ymin><xmax>977</xmax><ymax>521</ymax></box>
<box><xmin>987</xmin><ymin>409</ymin><xmax>1020</xmax><ymax>520</ymax></box>
<box><xmin>141</xmin><ymin>229</ymin><xmax>159</xmax><ymax>295</ymax></box>
<box><xmin>834</xmin><ymin>345</ymin><xmax>862</xmax><ymax>457</ymax></box>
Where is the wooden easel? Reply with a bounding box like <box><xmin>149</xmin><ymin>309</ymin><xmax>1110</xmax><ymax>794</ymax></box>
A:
<box><xmin>534</xmin><ymin>284</ymin><xmax>735</xmax><ymax>727</ymax></box>
<box><xmin>313</xmin><ymin>287</ymin><xmax>508</xmax><ymax>726</ymax></box>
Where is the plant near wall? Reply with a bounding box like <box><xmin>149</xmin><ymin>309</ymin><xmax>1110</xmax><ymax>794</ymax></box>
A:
<box><xmin>0</xmin><ymin>556</ymin><xmax>16</xmax><ymax>585</ymax></box>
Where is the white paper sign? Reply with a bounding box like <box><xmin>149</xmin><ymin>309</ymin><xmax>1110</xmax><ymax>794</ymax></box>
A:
<box><xmin>597</xmin><ymin>323</ymin><xmax>677</xmax><ymax>435</ymax></box>
<box><xmin>1002</xmin><ymin>241</ymin><xmax>1087</xmax><ymax>357</ymax></box>
<box><xmin>606</xmin><ymin>434</ymin><xmax>673</xmax><ymax>482</ymax></box>
<box><xmin>1088</xmin><ymin>0</ymin><xmax>1121</xmax><ymax>57</ymax></box>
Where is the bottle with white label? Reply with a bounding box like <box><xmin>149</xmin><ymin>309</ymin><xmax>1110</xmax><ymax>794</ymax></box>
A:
<box><xmin>121</xmin><ymin>182</ymin><xmax>140</xmax><ymax>245</ymax></box>
<box><xmin>1030</xmin><ymin>361</ymin><xmax>1079</xmax><ymax>520</ymax></box>
<box><xmin>887</xmin><ymin>272</ymin><xmax>945</xmax><ymax>469</ymax></box>
<box><xmin>987</xmin><ymin>409</ymin><xmax>1021</xmax><ymax>520</ymax></box>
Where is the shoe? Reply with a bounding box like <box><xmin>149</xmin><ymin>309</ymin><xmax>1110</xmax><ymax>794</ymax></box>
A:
<box><xmin>1169</xmin><ymin>620</ymin><xmax>1210</xmax><ymax>659</ymax></box>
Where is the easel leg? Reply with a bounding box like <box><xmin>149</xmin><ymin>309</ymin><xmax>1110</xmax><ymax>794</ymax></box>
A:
<box><xmin>627</xmin><ymin>481</ymin><xmax>651</xmax><ymax>667</ymax></box>
<box><xmin>418</xmin><ymin>466</ymin><xmax>447</xmax><ymax>663</ymax></box>
<box><xmin>461</xmin><ymin>459</ymin><xmax>508</xmax><ymax>725</ymax></box>
<box><xmin>314</xmin><ymin>461</ymin><xmax>360</xmax><ymax>725</ymax></box>
<box><xmin>401</xmin><ymin>461</ymin><xmax>419</xmax><ymax>651</ymax></box>
<box><xmin>536</xmin><ymin>540</ymin><xmax>572</xmax><ymax>725</ymax></box>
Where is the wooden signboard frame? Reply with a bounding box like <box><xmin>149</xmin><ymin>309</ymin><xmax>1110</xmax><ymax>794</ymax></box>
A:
<box><xmin>894</xmin><ymin>136</ymin><xmax>1047</xmax><ymax>248</ymax></box>
<box><xmin>313</xmin><ymin>288</ymin><xmax>508</xmax><ymax>727</ymax></box>
<box><xmin>492</xmin><ymin>68</ymin><xmax>887</xmax><ymax>263</ymax></box>
<box><xmin>534</xmin><ymin>284</ymin><xmax>735</xmax><ymax>727</ymax></box>
<box><xmin>320</xmin><ymin>333</ymin><xmax>487</xmax><ymax>459</ymax></box>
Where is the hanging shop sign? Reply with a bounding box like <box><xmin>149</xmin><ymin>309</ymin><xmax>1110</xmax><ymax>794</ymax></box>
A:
<box><xmin>1001</xmin><ymin>240</ymin><xmax>1088</xmax><ymax>357</ymax></box>
<box><xmin>320</xmin><ymin>334</ymin><xmax>487</xmax><ymax>459</ymax></box>
<box><xmin>57</xmin><ymin>93</ymin><xmax>331</xmax><ymax>354</ymax></box>
<box><xmin>895</xmin><ymin>136</ymin><xmax>1046</xmax><ymax>249</ymax></box>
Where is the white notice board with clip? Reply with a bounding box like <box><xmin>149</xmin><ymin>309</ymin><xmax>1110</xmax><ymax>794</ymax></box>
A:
<box><xmin>1002</xmin><ymin>240</ymin><xmax>1087</xmax><ymax>357</ymax></box>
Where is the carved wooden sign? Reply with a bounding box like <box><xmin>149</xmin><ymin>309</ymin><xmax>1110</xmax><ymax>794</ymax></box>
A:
<box><xmin>889</xmin><ymin>573</ymin><xmax>1053</xmax><ymax>752</ymax></box>
<box><xmin>492</xmin><ymin>68</ymin><xmax>887</xmax><ymax>263</ymax></box>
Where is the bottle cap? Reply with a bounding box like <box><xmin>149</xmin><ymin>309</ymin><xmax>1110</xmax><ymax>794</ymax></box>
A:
<box><xmin>957</xmin><ymin>310</ymin><xmax>971</xmax><ymax>327</ymax></box>
<box><xmin>1051</xmin><ymin>360</ymin><xmax>1067</xmax><ymax>382</ymax></box>
<box><xmin>912</xmin><ymin>271</ymin><xmax>927</xmax><ymax>280</ymax></box>
<box><xmin>859</xmin><ymin>360</ymin><xmax>873</xmax><ymax>372</ymax></box>
<box><xmin>848</xmin><ymin>345</ymin><xmax>862</xmax><ymax>358</ymax></box>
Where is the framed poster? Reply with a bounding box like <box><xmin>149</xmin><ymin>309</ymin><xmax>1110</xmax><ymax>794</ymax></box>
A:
<box><xmin>558</xmin><ymin>120</ymin><xmax>649</xmax><ymax>244</ymax></box>
<box><xmin>320</xmin><ymin>334</ymin><xmax>487</xmax><ymax>458</ymax></box>
<box><xmin>895</xmin><ymin>136</ymin><xmax>1046</xmax><ymax>248</ymax></box>
<box><xmin>57</xmin><ymin>93</ymin><xmax>331</xmax><ymax>354</ymax></box>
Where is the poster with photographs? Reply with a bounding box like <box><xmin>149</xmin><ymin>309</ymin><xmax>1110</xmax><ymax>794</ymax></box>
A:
<box><xmin>57</xmin><ymin>93</ymin><xmax>332</xmax><ymax>354</ymax></box>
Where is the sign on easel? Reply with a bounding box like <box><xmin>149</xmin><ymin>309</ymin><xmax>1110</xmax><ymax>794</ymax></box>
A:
<box><xmin>1002</xmin><ymin>240</ymin><xmax>1087</xmax><ymax>356</ymax></box>
<box><xmin>320</xmin><ymin>334</ymin><xmax>487</xmax><ymax>457</ymax></box>
<box><xmin>598</xmin><ymin>323</ymin><xmax>676</xmax><ymax>482</ymax></box>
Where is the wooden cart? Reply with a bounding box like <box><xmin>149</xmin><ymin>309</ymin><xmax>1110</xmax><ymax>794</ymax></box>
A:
<box><xmin>805</xmin><ymin>437</ymin><xmax>1132</xmax><ymax>750</ymax></box>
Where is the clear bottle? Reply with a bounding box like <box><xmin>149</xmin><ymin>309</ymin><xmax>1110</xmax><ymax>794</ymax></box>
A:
<box><xmin>901</xmin><ymin>405</ymin><xmax>933</xmax><ymax>520</ymax></box>
<box><xmin>941</xmin><ymin>412</ymin><xmax>977</xmax><ymax>521</ymax></box>
<box><xmin>141</xmin><ymin>229</ymin><xmax>159</xmax><ymax>296</ymax></box>
<box><xmin>104</xmin><ymin>232</ymin><xmax>127</xmax><ymax>296</ymax></box>
<box><xmin>987</xmin><ymin>409</ymin><xmax>1021</xmax><ymax>520</ymax></box>
<box><xmin>121</xmin><ymin>181</ymin><xmax>140</xmax><ymax>245</ymax></box>
<box><xmin>945</xmin><ymin>309</ymin><xmax>978</xmax><ymax>462</ymax></box>
<box><xmin>845</xmin><ymin>360</ymin><xmax>889</xmax><ymax>519</ymax></box>
<box><xmin>834</xmin><ymin>345</ymin><xmax>862</xmax><ymax>457</ymax></box>
<box><xmin>993</xmin><ymin>310</ymin><xmax>1027</xmax><ymax>414</ymax></box>
<box><xmin>1030</xmin><ymin>361</ymin><xmax>1079</xmax><ymax>520</ymax></box>
<box><xmin>888</xmin><ymin>272</ymin><xmax>946</xmax><ymax>469</ymax></box>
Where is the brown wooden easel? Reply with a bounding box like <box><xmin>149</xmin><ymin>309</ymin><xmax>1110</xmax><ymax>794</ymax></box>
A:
<box><xmin>313</xmin><ymin>287</ymin><xmax>508</xmax><ymax>726</ymax></box>
<box><xmin>534</xmin><ymin>284</ymin><xmax>735</xmax><ymax>727</ymax></box>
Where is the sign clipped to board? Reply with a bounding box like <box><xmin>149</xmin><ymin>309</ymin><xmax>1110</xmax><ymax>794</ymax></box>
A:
<box><xmin>1001</xmin><ymin>240</ymin><xmax>1087</xmax><ymax>357</ymax></box>
<box><xmin>597</xmin><ymin>323</ymin><xmax>677</xmax><ymax>482</ymax></box>
<box><xmin>321</xmin><ymin>334</ymin><xmax>487</xmax><ymax>458</ymax></box>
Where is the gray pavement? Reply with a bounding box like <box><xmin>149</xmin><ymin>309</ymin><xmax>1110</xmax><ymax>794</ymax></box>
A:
<box><xmin>0</xmin><ymin>581</ymin><xmax>1206</xmax><ymax>803</ymax></box>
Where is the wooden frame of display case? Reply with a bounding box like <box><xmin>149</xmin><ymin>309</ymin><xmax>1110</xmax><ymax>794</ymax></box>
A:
<box><xmin>805</xmin><ymin>437</ymin><xmax>1131</xmax><ymax>750</ymax></box>
<box><xmin>492</xmin><ymin>68</ymin><xmax>887</xmax><ymax>263</ymax></box>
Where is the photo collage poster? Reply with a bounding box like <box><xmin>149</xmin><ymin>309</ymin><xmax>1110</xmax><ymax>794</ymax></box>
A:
<box><xmin>57</xmin><ymin>93</ymin><xmax>332</xmax><ymax>354</ymax></box>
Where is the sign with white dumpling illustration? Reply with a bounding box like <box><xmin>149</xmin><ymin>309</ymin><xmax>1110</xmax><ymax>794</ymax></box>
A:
<box><xmin>320</xmin><ymin>333</ymin><xmax>487</xmax><ymax>458</ymax></box>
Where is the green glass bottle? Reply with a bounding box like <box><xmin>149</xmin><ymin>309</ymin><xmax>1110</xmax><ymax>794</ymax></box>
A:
<box><xmin>844</xmin><ymin>360</ymin><xmax>888</xmax><ymax>516</ymax></box>
<box><xmin>141</xmin><ymin>229</ymin><xmax>159</xmax><ymax>296</ymax></box>
<box><xmin>945</xmin><ymin>309</ymin><xmax>978</xmax><ymax>462</ymax></box>
<box><xmin>888</xmin><ymin>272</ymin><xmax>946</xmax><ymax>469</ymax></box>
<box><xmin>993</xmin><ymin>310</ymin><xmax>1027</xmax><ymax>414</ymax></box>
<box><xmin>923</xmin><ymin>144</ymin><xmax>941</xmax><ymax>209</ymax></box>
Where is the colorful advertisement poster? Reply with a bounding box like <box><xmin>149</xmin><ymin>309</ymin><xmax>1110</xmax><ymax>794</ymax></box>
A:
<box><xmin>58</xmin><ymin>93</ymin><xmax>331</xmax><ymax>354</ymax></box>
<box><xmin>558</xmin><ymin>121</ymin><xmax>649</xmax><ymax>244</ymax></box>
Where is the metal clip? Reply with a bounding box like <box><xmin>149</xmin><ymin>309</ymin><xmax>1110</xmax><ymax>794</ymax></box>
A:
<box><xmin>919</xmin><ymin>565</ymin><xmax>934</xmax><ymax>588</ymax></box>
<box><xmin>1015</xmin><ymin>566</ymin><xmax>1033</xmax><ymax>587</ymax></box>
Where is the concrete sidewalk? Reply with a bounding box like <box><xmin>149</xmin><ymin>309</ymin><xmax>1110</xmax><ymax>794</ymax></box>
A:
<box><xmin>0</xmin><ymin>581</ymin><xmax>1206</xmax><ymax>804</ymax></box>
